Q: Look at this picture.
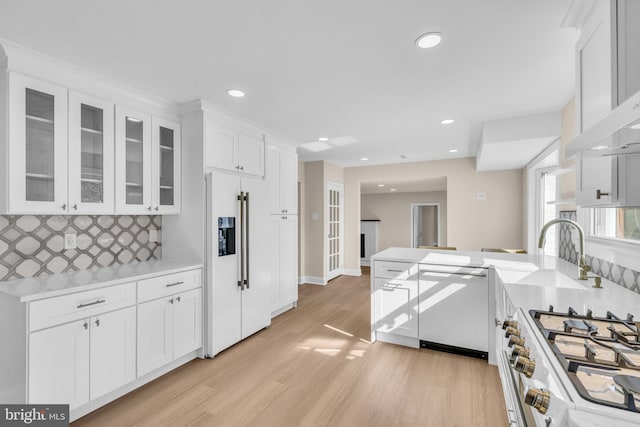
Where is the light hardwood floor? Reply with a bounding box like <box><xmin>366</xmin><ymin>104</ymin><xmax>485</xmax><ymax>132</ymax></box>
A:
<box><xmin>73</xmin><ymin>272</ymin><xmax>508</xmax><ymax>427</ymax></box>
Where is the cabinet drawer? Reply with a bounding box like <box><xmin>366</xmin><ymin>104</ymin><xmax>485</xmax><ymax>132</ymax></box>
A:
<box><xmin>29</xmin><ymin>283</ymin><xmax>136</xmax><ymax>332</ymax></box>
<box><xmin>374</xmin><ymin>261</ymin><xmax>418</xmax><ymax>280</ymax></box>
<box><xmin>137</xmin><ymin>269</ymin><xmax>202</xmax><ymax>303</ymax></box>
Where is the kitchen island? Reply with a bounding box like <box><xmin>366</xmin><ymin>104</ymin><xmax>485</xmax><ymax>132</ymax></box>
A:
<box><xmin>370</xmin><ymin>247</ymin><xmax>640</xmax><ymax>427</ymax></box>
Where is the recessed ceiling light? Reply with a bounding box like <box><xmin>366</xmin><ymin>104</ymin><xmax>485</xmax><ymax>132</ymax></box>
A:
<box><xmin>441</xmin><ymin>119</ymin><xmax>455</xmax><ymax>125</ymax></box>
<box><xmin>589</xmin><ymin>145</ymin><xmax>609</xmax><ymax>150</ymax></box>
<box><xmin>415</xmin><ymin>32</ymin><xmax>443</xmax><ymax>49</ymax></box>
<box><xmin>226</xmin><ymin>88</ymin><xmax>245</xmax><ymax>98</ymax></box>
<box><xmin>390</xmin><ymin>188</ymin><xmax>397</xmax><ymax>192</ymax></box>
<box><xmin>361</xmin><ymin>157</ymin><xmax>369</xmax><ymax>161</ymax></box>
<box><xmin>449</xmin><ymin>149</ymin><xmax>459</xmax><ymax>153</ymax></box>
<box><xmin>318</xmin><ymin>137</ymin><xmax>329</xmax><ymax>141</ymax></box>
<box><xmin>378</xmin><ymin>184</ymin><xmax>385</xmax><ymax>187</ymax></box>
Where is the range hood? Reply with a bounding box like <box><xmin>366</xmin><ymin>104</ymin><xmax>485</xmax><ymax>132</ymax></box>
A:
<box><xmin>566</xmin><ymin>91</ymin><xmax>640</xmax><ymax>158</ymax></box>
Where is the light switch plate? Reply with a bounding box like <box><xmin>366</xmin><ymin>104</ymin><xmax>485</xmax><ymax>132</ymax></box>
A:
<box><xmin>149</xmin><ymin>229</ymin><xmax>158</xmax><ymax>242</ymax></box>
<box><xmin>64</xmin><ymin>233</ymin><xmax>77</xmax><ymax>250</ymax></box>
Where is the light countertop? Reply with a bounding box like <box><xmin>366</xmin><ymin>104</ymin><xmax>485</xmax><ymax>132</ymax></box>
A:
<box><xmin>0</xmin><ymin>259</ymin><xmax>203</xmax><ymax>302</ymax></box>
<box><xmin>371</xmin><ymin>247</ymin><xmax>640</xmax><ymax>318</ymax></box>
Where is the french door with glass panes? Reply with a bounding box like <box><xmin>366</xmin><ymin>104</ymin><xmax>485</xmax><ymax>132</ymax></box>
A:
<box><xmin>327</xmin><ymin>181</ymin><xmax>344</xmax><ymax>281</ymax></box>
<box><xmin>68</xmin><ymin>92</ymin><xmax>115</xmax><ymax>213</ymax></box>
<box><xmin>115</xmin><ymin>106</ymin><xmax>152</xmax><ymax>214</ymax></box>
<box><xmin>8</xmin><ymin>73</ymin><xmax>68</xmax><ymax>213</ymax></box>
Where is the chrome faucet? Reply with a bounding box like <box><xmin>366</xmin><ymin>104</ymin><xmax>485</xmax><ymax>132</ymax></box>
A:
<box><xmin>538</xmin><ymin>219</ymin><xmax>591</xmax><ymax>280</ymax></box>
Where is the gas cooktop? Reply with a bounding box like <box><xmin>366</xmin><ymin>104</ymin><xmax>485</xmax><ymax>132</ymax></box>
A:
<box><xmin>529</xmin><ymin>306</ymin><xmax>640</xmax><ymax>413</ymax></box>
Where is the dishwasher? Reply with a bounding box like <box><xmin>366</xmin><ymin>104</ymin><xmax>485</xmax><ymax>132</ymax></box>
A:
<box><xmin>417</xmin><ymin>263</ymin><xmax>490</xmax><ymax>359</ymax></box>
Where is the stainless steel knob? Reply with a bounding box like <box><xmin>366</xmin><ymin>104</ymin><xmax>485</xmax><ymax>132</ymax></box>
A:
<box><xmin>514</xmin><ymin>356</ymin><xmax>536</xmax><ymax>378</ymax></box>
<box><xmin>525</xmin><ymin>387</ymin><xmax>550</xmax><ymax>414</ymax></box>
<box><xmin>505</xmin><ymin>327</ymin><xmax>521</xmax><ymax>338</ymax></box>
<box><xmin>508</xmin><ymin>335</ymin><xmax>525</xmax><ymax>348</ymax></box>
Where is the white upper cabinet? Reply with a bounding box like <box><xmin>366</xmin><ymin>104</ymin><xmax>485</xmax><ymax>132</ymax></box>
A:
<box><xmin>115</xmin><ymin>106</ymin><xmax>152</xmax><ymax>213</ymax></box>
<box><xmin>237</xmin><ymin>132</ymin><xmax>264</xmax><ymax>176</ymax></box>
<box><xmin>152</xmin><ymin>118</ymin><xmax>181</xmax><ymax>214</ymax></box>
<box><xmin>577</xmin><ymin>1</ymin><xmax>614</xmax><ymax>133</ymax></box>
<box><xmin>205</xmin><ymin>122</ymin><xmax>264</xmax><ymax>176</ymax></box>
<box><xmin>68</xmin><ymin>91</ymin><xmax>115</xmax><ymax>213</ymax></box>
<box><xmin>615</xmin><ymin>0</ymin><xmax>640</xmax><ymax>105</ymax></box>
<box><xmin>8</xmin><ymin>73</ymin><xmax>68</xmax><ymax>213</ymax></box>
<box><xmin>266</xmin><ymin>144</ymin><xmax>298</xmax><ymax>215</ymax></box>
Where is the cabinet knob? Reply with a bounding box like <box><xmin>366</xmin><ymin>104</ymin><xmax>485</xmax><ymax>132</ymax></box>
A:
<box><xmin>240</xmin><ymin>166</ymin><xmax>244</xmax><ymax>171</ymax></box>
<box><xmin>148</xmin><ymin>206</ymin><xmax>152</xmax><ymax>211</ymax></box>
<box><xmin>61</xmin><ymin>203</ymin><xmax>67</xmax><ymax>210</ymax></box>
<box><xmin>176</xmin><ymin>296</ymin><xmax>181</xmax><ymax>302</ymax></box>
<box><xmin>72</xmin><ymin>204</ymin><xmax>78</xmax><ymax>210</ymax></box>
<box><xmin>169</xmin><ymin>298</ymin><xmax>174</xmax><ymax>304</ymax></box>
<box><xmin>155</xmin><ymin>206</ymin><xmax>159</xmax><ymax>211</ymax></box>
<box><xmin>95</xmin><ymin>319</ymin><xmax>100</xmax><ymax>327</ymax></box>
<box><xmin>596</xmin><ymin>190</ymin><xmax>609</xmax><ymax>199</ymax></box>
<box><xmin>235</xmin><ymin>165</ymin><xmax>240</xmax><ymax>170</ymax></box>
<box><xmin>83</xmin><ymin>321</ymin><xmax>89</xmax><ymax>330</ymax></box>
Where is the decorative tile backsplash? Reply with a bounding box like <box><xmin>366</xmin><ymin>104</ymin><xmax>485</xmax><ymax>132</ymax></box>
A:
<box><xmin>0</xmin><ymin>215</ymin><xmax>161</xmax><ymax>282</ymax></box>
<box><xmin>558</xmin><ymin>210</ymin><xmax>640</xmax><ymax>294</ymax></box>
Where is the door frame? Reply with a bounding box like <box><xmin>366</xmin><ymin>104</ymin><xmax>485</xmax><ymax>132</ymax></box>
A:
<box><xmin>410</xmin><ymin>203</ymin><xmax>440</xmax><ymax>248</ymax></box>
<box><xmin>326</xmin><ymin>181</ymin><xmax>344</xmax><ymax>281</ymax></box>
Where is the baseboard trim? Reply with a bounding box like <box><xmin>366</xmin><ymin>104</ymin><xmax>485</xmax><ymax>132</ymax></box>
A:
<box><xmin>342</xmin><ymin>268</ymin><xmax>362</xmax><ymax>277</ymax></box>
<box><xmin>299</xmin><ymin>276</ymin><xmax>327</xmax><ymax>286</ymax></box>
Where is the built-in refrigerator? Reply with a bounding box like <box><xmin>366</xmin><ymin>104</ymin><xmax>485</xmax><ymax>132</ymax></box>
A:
<box><xmin>205</xmin><ymin>171</ymin><xmax>271</xmax><ymax>357</ymax></box>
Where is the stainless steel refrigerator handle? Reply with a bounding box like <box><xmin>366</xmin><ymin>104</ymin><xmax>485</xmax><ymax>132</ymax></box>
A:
<box><xmin>238</xmin><ymin>191</ymin><xmax>245</xmax><ymax>290</ymax></box>
<box><xmin>245</xmin><ymin>192</ymin><xmax>250</xmax><ymax>289</ymax></box>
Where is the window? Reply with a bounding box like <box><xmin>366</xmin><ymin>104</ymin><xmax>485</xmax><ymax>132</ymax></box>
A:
<box><xmin>592</xmin><ymin>207</ymin><xmax>640</xmax><ymax>243</ymax></box>
<box><xmin>539</xmin><ymin>170</ymin><xmax>557</xmax><ymax>255</ymax></box>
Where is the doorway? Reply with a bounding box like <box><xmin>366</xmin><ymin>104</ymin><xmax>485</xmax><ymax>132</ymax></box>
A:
<box><xmin>327</xmin><ymin>181</ymin><xmax>344</xmax><ymax>281</ymax></box>
<box><xmin>410</xmin><ymin>203</ymin><xmax>440</xmax><ymax>248</ymax></box>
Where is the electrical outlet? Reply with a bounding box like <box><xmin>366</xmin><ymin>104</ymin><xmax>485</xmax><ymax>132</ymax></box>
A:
<box><xmin>477</xmin><ymin>192</ymin><xmax>486</xmax><ymax>200</ymax></box>
<box><xmin>149</xmin><ymin>229</ymin><xmax>158</xmax><ymax>243</ymax></box>
<box><xmin>64</xmin><ymin>233</ymin><xmax>77</xmax><ymax>250</ymax></box>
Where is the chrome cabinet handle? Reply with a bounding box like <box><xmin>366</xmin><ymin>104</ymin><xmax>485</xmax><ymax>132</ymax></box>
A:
<box><xmin>166</xmin><ymin>281</ymin><xmax>184</xmax><ymax>287</ymax></box>
<box><xmin>77</xmin><ymin>299</ymin><xmax>106</xmax><ymax>308</ymax></box>
<box><xmin>386</xmin><ymin>269</ymin><xmax>404</xmax><ymax>273</ymax></box>
<box><xmin>245</xmin><ymin>192</ymin><xmax>250</xmax><ymax>289</ymax></box>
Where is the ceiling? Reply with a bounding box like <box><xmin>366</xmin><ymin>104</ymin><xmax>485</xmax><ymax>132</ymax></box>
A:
<box><xmin>0</xmin><ymin>0</ymin><xmax>577</xmax><ymax>168</ymax></box>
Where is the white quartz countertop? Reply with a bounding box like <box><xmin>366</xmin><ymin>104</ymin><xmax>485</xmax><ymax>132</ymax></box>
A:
<box><xmin>0</xmin><ymin>259</ymin><xmax>203</xmax><ymax>302</ymax></box>
<box><xmin>371</xmin><ymin>247</ymin><xmax>640</xmax><ymax>318</ymax></box>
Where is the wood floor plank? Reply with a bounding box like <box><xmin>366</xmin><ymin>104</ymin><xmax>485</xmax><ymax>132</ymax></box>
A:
<box><xmin>73</xmin><ymin>272</ymin><xmax>508</xmax><ymax>427</ymax></box>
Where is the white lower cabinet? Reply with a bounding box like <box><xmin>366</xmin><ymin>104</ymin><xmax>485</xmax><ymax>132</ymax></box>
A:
<box><xmin>268</xmin><ymin>215</ymin><xmax>299</xmax><ymax>316</ymax></box>
<box><xmin>28</xmin><ymin>306</ymin><xmax>136</xmax><ymax>409</ymax></box>
<box><xmin>22</xmin><ymin>266</ymin><xmax>203</xmax><ymax>420</ymax></box>
<box><xmin>29</xmin><ymin>319</ymin><xmax>90</xmax><ymax>409</ymax></box>
<box><xmin>374</xmin><ymin>277</ymin><xmax>419</xmax><ymax>338</ymax></box>
<box><xmin>137</xmin><ymin>288</ymin><xmax>202</xmax><ymax>377</ymax></box>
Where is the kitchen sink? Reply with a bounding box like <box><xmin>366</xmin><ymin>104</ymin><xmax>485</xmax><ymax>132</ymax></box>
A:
<box><xmin>499</xmin><ymin>269</ymin><xmax>585</xmax><ymax>289</ymax></box>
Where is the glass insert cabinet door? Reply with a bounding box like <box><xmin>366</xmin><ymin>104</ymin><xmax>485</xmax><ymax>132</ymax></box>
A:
<box><xmin>8</xmin><ymin>73</ymin><xmax>68</xmax><ymax>213</ymax></box>
<box><xmin>115</xmin><ymin>106</ymin><xmax>152</xmax><ymax>213</ymax></box>
<box><xmin>68</xmin><ymin>92</ymin><xmax>115</xmax><ymax>213</ymax></box>
<box><xmin>152</xmin><ymin>118</ymin><xmax>181</xmax><ymax>214</ymax></box>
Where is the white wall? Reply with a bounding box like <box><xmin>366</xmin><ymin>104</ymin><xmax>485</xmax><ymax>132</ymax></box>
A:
<box><xmin>361</xmin><ymin>191</ymin><xmax>447</xmax><ymax>251</ymax></box>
